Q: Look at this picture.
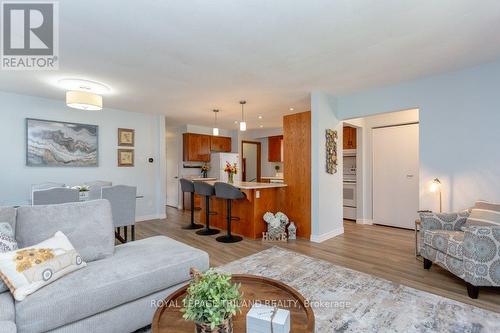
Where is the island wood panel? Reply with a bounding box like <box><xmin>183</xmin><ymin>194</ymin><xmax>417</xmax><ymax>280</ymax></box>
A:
<box><xmin>200</xmin><ymin>187</ymin><xmax>285</xmax><ymax>239</ymax></box>
<box><xmin>283</xmin><ymin>111</ymin><xmax>311</xmax><ymax>239</ymax></box>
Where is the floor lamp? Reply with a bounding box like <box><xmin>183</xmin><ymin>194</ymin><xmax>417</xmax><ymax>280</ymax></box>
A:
<box><xmin>430</xmin><ymin>178</ymin><xmax>442</xmax><ymax>213</ymax></box>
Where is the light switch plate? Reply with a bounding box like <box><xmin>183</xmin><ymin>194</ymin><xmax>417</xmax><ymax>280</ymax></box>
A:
<box><xmin>256</xmin><ymin>190</ymin><xmax>260</xmax><ymax>198</ymax></box>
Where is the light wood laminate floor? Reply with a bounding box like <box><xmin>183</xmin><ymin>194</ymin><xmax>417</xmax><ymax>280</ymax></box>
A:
<box><xmin>135</xmin><ymin>206</ymin><xmax>500</xmax><ymax>313</ymax></box>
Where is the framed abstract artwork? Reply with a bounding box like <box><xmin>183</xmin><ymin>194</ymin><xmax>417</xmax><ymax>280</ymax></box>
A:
<box><xmin>325</xmin><ymin>129</ymin><xmax>338</xmax><ymax>174</ymax></box>
<box><xmin>118</xmin><ymin>128</ymin><xmax>134</xmax><ymax>146</ymax></box>
<box><xmin>117</xmin><ymin>149</ymin><xmax>134</xmax><ymax>167</ymax></box>
<box><xmin>26</xmin><ymin>118</ymin><xmax>98</xmax><ymax>167</ymax></box>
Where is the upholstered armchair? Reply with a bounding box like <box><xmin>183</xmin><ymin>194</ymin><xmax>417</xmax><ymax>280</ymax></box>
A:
<box><xmin>420</xmin><ymin>211</ymin><xmax>500</xmax><ymax>298</ymax></box>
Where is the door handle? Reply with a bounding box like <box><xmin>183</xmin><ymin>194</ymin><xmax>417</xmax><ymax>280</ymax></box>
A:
<box><xmin>406</xmin><ymin>174</ymin><xmax>414</xmax><ymax>178</ymax></box>
<box><xmin>174</xmin><ymin>176</ymin><xmax>179</xmax><ymax>179</ymax></box>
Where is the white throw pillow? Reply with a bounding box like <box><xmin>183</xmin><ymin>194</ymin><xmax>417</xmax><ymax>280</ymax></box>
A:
<box><xmin>0</xmin><ymin>222</ymin><xmax>17</xmax><ymax>293</ymax></box>
<box><xmin>0</xmin><ymin>231</ymin><xmax>86</xmax><ymax>301</ymax></box>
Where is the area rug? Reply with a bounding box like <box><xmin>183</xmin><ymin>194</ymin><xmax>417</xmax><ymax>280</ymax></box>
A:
<box><xmin>216</xmin><ymin>247</ymin><xmax>500</xmax><ymax>333</ymax></box>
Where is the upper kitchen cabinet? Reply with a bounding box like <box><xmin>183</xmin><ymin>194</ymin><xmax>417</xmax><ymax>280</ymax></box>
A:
<box><xmin>210</xmin><ymin>136</ymin><xmax>232</xmax><ymax>152</ymax></box>
<box><xmin>343</xmin><ymin>126</ymin><xmax>357</xmax><ymax>149</ymax></box>
<box><xmin>268</xmin><ymin>135</ymin><xmax>283</xmax><ymax>162</ymax></box>
<box><xmin>183</xmin><ymin>133</ymin><xmax>211</xmax><ymax>162</ymax></box>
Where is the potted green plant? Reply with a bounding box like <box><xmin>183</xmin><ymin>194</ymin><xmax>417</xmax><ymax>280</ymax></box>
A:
<box><xmin>182</xmin><ymin>268</ymin><xmax>241</xmax><ymax>333</ymax></box>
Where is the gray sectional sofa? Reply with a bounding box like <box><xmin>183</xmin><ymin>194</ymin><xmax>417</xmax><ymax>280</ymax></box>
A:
<box><xmin>0</xmin><ymin>200</ymin><xmax>209</xmax><ymax>333</ymax></box>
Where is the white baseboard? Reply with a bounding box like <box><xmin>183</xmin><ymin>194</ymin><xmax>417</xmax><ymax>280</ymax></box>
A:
<box><xmin>310</xmin><ymin>226</ymin><xmax>344</xmax><ymax>243</ymax></box>
<box><xmin>356</xmin><ymin>218</ymin><xmax>373</xmax><ymax>225</ymax></box>
<box><xmin>136</xmin><ymin>213</ymin><xmax>166</xmax><ymax>222</ymax></box>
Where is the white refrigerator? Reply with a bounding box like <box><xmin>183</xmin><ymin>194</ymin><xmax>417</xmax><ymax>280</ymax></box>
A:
<box><xmin>208</xmin><ymin>152</ymin><xmax>241</xmax><ymax>183</ymax></box>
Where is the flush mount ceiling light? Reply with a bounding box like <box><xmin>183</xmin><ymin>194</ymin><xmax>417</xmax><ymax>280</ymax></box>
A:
<box><xmin>66</xmin><ymin>91</ymin><xmax>103</xmax><ymax>111</ymax></box>
<box><xmin>289</xmin><ymin>107</ymin><xmax>294</xmax><ymax>111</ymax></box>
<box><xmin>212</xmin><ymin>109</ymin><xmax>220</xmax><ymax>136</ymax></box>
<box><xmin>58</xmin><ymin>78</ymin><xmax>111</xmax><ymax>94</ymax></box>
<box><xmin>239</xmin><ymin>100</ymin><xmax>247</xmax><ymax>131</ymax></box>
<box><xmin>258</xmin><ymin>115</ymin><xmax>263</xmax><ymax>119</ymax></box>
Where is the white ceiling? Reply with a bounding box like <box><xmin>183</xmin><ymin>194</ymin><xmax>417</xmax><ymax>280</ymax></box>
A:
<box><xmin>2</xmin><ymin>0</ymin><xmax>500</xmax><ymax>129</ymax></box>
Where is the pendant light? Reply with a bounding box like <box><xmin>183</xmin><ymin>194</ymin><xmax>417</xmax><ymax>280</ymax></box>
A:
<box><xmin>212</xmin><ymin>109</ymin><xmax>219</xmax><ymax>136</ymax></box>
<box><xmin>239</xmin><ymin>100</ymin><xmax>247</xmax><ymax>131</ymax></box>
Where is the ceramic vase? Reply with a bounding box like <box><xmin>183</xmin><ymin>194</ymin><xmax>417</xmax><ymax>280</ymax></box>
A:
<box><xmin>195</xmin><ymin>317</ymin><xmax>233</xmax><ymax>333</ymax></box>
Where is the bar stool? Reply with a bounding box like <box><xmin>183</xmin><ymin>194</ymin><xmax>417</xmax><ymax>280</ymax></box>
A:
<box><xmin>214</xmin><ymin>182</ymin><xmax>245</xmax><ymax>243</ymax></box>
<box><xmin>194</xmin><ymin>182</ymin><xmax>220</xmax><ymax>236</ymax></box>
<box><xmin>179</xmin><ymin>179</ymin><xmax>203</xmax><ymax>230</ymax></box>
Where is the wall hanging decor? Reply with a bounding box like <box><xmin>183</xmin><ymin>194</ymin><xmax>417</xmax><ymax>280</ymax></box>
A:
<box><xmin>262</xmin><ymin>211</ymin><xmax>289</xmax><ymax>242</ymax></box>
<box><xmin>118</xmin><ymin>128</ymin><xmax>135</xmax><ymax>147</ymax></box>
<box><xmin>325</xmin><ymin>129</ymin><xmax>338</xmax><ymax>174</ymax></box>
<box><xmin>118</xmin><ymin>149</ymin><xmax>134</xmax><ymax>167</ymax></box>
<box><xmin>26</xmin><ymin>118</ymin><xmax>98</xmax><ymax>167</ymax></box>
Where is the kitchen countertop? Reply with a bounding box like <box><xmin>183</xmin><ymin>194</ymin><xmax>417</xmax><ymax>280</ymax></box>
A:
<box><xmin>182</xmin><ymin>176</ymin><xmax>217</xmax><ymax>181</ymax></box>
<box><xmin>261</xmin><ymin>176</ymin><xmax>285</xmax><ymax>180</ymax></box>
<box><xmin>202</xmin><ymin>180</ymin><xmax>287</xmax><ymax>190</ymax></box>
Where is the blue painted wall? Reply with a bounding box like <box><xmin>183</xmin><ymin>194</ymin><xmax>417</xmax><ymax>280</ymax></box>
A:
<box><xmin>335</xmin><ymin>59</ymin><xmax>500</xmax><ymax>211</ymax></box>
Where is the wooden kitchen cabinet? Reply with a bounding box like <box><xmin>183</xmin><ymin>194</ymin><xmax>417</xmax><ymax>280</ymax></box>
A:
<box><xmin>183</xmin><ymin>133</ymin><xmax>211</xmax><ymax>162</ymax></box>
<box><xmin>343</xmin><ymin>126</ymin><xmax>357</xmax><ymax>149</ymax></box>
<box><xmin>210</xmin><ymin>136</ymin><xmax>232</xmax><ymax>152</ymax></box>
<box><xmin>268</xmin><ymin>135</ymin><xmax>283</xmax><ymax>162</ymax></box>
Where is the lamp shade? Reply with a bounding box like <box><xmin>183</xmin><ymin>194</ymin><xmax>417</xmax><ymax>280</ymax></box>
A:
<box><xmin>213</xmin><ymin>127</ymin><xmax>219</xmax><ymax>136</ymax></box>
<box><xmin>66</xmin><ymin>91</ymin><xmax>103</xmax><ymax>111</ymax></box>
<box><xmin>239</xmin><ymin>121</ymin><xmax>247</xmax><ymax>131</ymax></box>
<box><xmin>430</xmin><ymin>178</ymin><xmax>441</xmax><ymax>193</ymax></box>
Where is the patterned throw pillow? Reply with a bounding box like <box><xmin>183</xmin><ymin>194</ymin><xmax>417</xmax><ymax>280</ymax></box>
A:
<box><xmin>466</xmin><ymin>201</ymin><xmax>500</xmax><ymax>227</ymax></box>
<box><xmin>0</xmin><ymin>231</ymin><xmax>86</xmax><ymax>301</ymax></box>
<box><xmin>0</xmin><ymin>222</ymin><xmax>17</xmax><ymax>293</ymax></box>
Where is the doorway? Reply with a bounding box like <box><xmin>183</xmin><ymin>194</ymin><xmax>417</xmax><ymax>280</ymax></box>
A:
<box><xmin>241</xmin><ymin>141</ymin><xmax>261</xmax><ymax>182</ymax></box>
<box><xmin>343</xmin><ymin>108</ymin><xmax>419</xmax><ymax>228</ymax></box>
<box><xmin>165</xmin><ymin>128</ymin><xmax>179</xmax><ymax>208</ymax></box>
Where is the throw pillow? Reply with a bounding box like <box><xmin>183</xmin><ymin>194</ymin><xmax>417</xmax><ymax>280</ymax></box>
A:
<box><xmin>0</xmin><ymin>231</ymin><xmax>86</xmax><ymax>301</ymax></box>
<box><xmin>465</xmin><ymin>201</ymin><xmax>500</xmax><ymax>227</ymax></box>
<box><xmin>0</xmin><ymin>222</ymin><xmax>17</xmax><ymax>293</ymax></box>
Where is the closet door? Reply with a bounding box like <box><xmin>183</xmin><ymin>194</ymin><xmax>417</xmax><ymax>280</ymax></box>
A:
<box><xmin>373</xmin><ymin>123</ymin><xmax>419</xmax><ymax>229</ymax></box>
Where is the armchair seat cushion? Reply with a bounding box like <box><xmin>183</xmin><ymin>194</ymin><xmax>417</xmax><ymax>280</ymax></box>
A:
<box><xmin>15</xmin><ymin>236</ymin><xmax>209</xmax><ymax>333</ymax></box>
<box><xmin>423</xmin><ymin>229</ymin><xmax>464</xmax><ymax>260</ymax></box>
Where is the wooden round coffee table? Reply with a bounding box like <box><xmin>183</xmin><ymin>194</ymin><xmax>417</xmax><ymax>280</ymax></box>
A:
<box><xmin>152</xmin><ymin>274</ymin><xmax>315</xmax><ymax>333</ymax></box>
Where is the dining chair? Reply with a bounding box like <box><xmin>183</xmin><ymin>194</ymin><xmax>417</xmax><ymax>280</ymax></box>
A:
<box><xmin>32</xmin><ymin>188</ymin><xmax>80</xmax><ymax>205</ymax></box>
<box><xmin>31</xmin><ymin>182</ymin><xmax>65</xmax><ymax>191</ymax></box>
<box><xmin>101</xmin><ymin>185</ymin><xmax>137</xmax><ymax>243</ymax></box>
<box><xmin>85</xmin><ymin>180</ymin><xmax>113</xmax><ymax>200</ymax></box>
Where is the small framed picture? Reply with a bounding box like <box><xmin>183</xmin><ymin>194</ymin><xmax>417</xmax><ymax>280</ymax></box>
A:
<box><xmin>118</xmin><ymin>128</ymin><xmax>135</xmax><ymax>147</ymax></box>
<box><xmin>118</xmin><ymin>149</ymin><xmax>134</xmax><ymax>167</ymax></box>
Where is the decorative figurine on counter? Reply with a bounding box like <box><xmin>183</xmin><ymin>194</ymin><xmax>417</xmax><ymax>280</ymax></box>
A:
<box><xmin>201</xmin><ymin>164</ymin><xmax>210</xmax><ymax>178</ymax></box>
<box><xmin>262</xmin><ymin>211</ymin><xmax>289</xmax><ymax>242</ymax></box>
<box><xmin>287</xmin><ymin>221</ymin><xmax>297</xmax><ymax>240</ymax></box>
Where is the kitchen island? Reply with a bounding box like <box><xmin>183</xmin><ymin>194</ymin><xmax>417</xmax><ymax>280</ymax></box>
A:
<box><xmin>199</xmin><ymin>180</ymin><xmax>287</xmax><ymax>239</ymax></box>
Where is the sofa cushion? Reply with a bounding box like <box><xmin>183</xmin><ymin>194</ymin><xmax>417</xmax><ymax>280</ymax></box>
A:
<box><xmin>0</xmin><ymin>231</ymin><xmax>87</xmax><ymax>301</ymax></box>
<box><xmin>0</xmin><ymin>223</ymin><xmax>17</xmax><ymax>293</ymax></box>
<box><xmin>466</xmin><ymin>201</ymin><xmax>500</xmax><ymax>227</ymax></box>
<box><xmin>15</xmin><ymin>236</ymin><xmax>209</xmax><ymax>333</ymax></box>
<box><xmin>0</xmin><ymin>321</ymin><xmax>16</xmax><ymax>333</ymax></box>
<box><xmin>423</xmin><ymin>229</ymin><xmax>464</xmax><ymax>260</ymax></box>
<box><xmin>15</xmin><ymin>200</ymin><xmax>114</xmax><ymax>262</ymax></box>
<box><xmin>0</xmin><ymin>207</ymin><xmax>16</xmax><ymax>231</ymax></box>
<box><xmin>0</xmin><ymin>291</ymin><xmax>15</xmax><ymax>322</ymax></box>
